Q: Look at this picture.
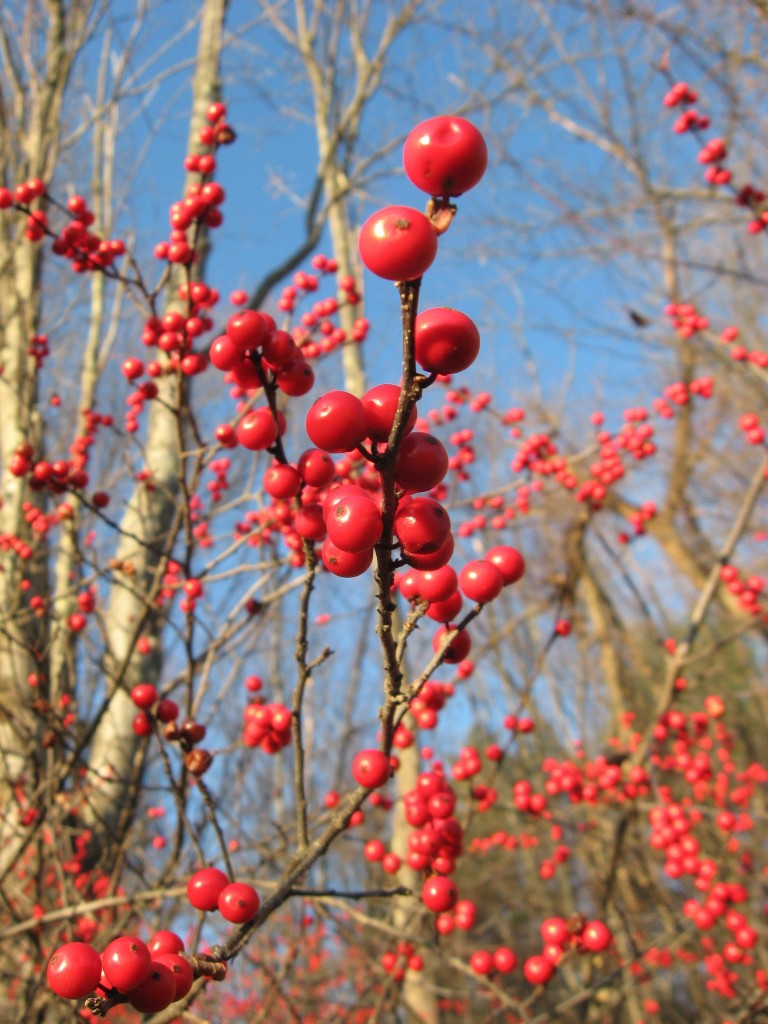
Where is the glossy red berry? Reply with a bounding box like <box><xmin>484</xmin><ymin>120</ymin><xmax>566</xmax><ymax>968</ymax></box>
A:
<box><xmin>421</xmin><ymin>876</ymin><xmax>458</xmax><ymax>913</ymax></box>
<box><xmin>154</xmin><ymin>953</ymin><xmax>194</xmax><ymax>1000</ymax></box>
<box><xmin>469</xmin><ymin>949</ymin><xmax>494</xmax><ymax>975</ymax></box>
<box><xmin>395</xmin><ymin>432</ymin><xmax>448</xmax><ymax>492</ymax></box>
<box><xmin>306</xmin><ymin>391</ymin><xmax>367</xmax><ymax>453</ymax></box>
<box><xmin>298</xmin><ymin>448</ymin><xmax>336</xmax><ymax>487</ymax></box>
<box><xmin>485</xmin><ymin>545</ymin><xmax>526</xmax><ymax>585</ymax></box>
<box><xmin>580</xmin><ymin>920</ymin><xmax>612</xmax><ymax>952</ymax></box>
<box><xmin>414</xmin><ymin>307</ymin><xmax>480</xmax><ymax>374</ymax></box>
<box><xmin>187</xmin><ymin>866</ymin><xmax>229</xmax><ymax>911</ymax></box>
<box><xmin>218</xmin><ymin>882</ymin><xmax>260</xmax><ymax>923</ymax></box>
<box><xmin>361</xmin><ymin>383</ymin><xmax>417</xmax><ymax>442</ymax></box>
<box><xmin>352</xmin><ymin>748</ymin><xmax>392</xmax><ymax>788</ymax></box>
<box><xmin>358</xmin><ymin>205</ymin><xmax>438</xmax><ymax>281</ymax></box>
<box><xmin>493</xmin><ymin>947</ymin><xmax>517</xmax><ymax>973</ymax></box>
<box><xmin>459</xmin><ymin>560</ymin><xmax>504</xmax><ymax>603</ymax></box>
<box><xmin>321</xmin><ymin>538</ymin><xmax>373</xmax><ymax>578</ymax></box>
<box><xmin>126</xmin><ymin>961</ymin><xmax>176</xmax><ymax>1013</ymax></box>
<box><xmin>147</xmin><ymin>930</ymin><xmax>184</xmax><ymax>957</ymax></box>
<box><xmin>327</xmin><ymin>494</ymin><xmax>383</xmax><ymax>552</ymax></box>
<box><xmin>523</xmin><ymin>954</ymin><xmax>555</xmax><ymax>985</ymax></box>
<box><xmin>236</xmin><ymin>408</ymin><xmax>278</xmax><ymax>451</ymax></box>
<box><xmin>394</xmin><ymin>497</ymin><xmax>451</xmax><ymax>554</ymax></box>
<box><xmin>101</xmin><ymin>936</ymin><xmax>152</xmax><ymax>992</ymax></box>
<box><xmin>46</xmin><ymin>942</ymin><xmax>102</xmax><ymax>999</ymax></box>
<box><xmin>403</xmin><ymin>115</ymin><xmax>488</xmax><ymax>197</ymax></box>
<box><xmin>130</xmin><ymin>682</ymin><xmax>158</xmax><ymax>709</ymax></box>
<box><xmin>432</xmin><ymin>624</ymin><xmax>471</xmax><ymax>663</ymax></box>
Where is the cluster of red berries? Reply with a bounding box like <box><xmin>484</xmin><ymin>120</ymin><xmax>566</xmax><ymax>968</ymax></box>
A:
<box><xmin>187</xmin><ymin>866</ymin><xmax>260</xmax><ymax>923</ymax></box>
<box><xmin>47</xmin><ymin>931</ymin><xmax>195</xmax><ymax>1013</ymax></box>
<box><xmin>242</xmin><ymin>701</ymin><xmax>293</xmax><ymax>752</ymax></box>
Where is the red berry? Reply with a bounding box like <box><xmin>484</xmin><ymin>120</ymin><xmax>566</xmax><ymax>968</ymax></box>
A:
<box><xmin>414</xmin><ymin>307</ymin><xmax>480</xmax><ymax>374</ymax></box>
<box><xmin>485</xmin><ymin>546</ymin><xmax>525</xmax><ymax>585</ymax></box>
<box><xmin>523</xmin><ymin>954</ymin><xmax>555</xmax><ymax>985</ymax></box>
<box><xmin>154</xmin><ymin>953</ymin><xmax>194</xmax><ymax>1000</ymax></box>
<box><xmin>352</xmin><ymin>748</ymin><xmax>391</xmax><ymax>788</ymax></box>
<box><xmin>395</xmin><ymin>432</ymin><xmax>448</xmax><ymax>492</ymax></box>
<box><xmin>187</xmin><ymin>866</ymin><xmax>229</xmax><ymax>911</ymax></box>
<box><xmin>101</xmin><ymin>935</ymin><xmax>152</xmax><ymax>992</ymax></box>
<box><xmin>403</xmin><ymin>116</ymin><xmax>487</xmax><ymax>197</ymax></box>
<box><xmin>321</xmin><ymin>538</ymin><xmax>373</xmax><ymax>578</ymax></box>
<box><xmin>218</xmin><ymin>881</ymin><xmax>260</xmax><ymax>923</ymax></box>
<box><xmin>394</xmin><ymin>497</ymin><xmax>451</xmax><ymax>554</ymax></box>
<box><xmin>459</xmin><ymin>559</ymin><xmax>504</xmax><ymax>603</ymax></box>
<box><xmin>47</xmin><ymin>942</ymin><xmax>102</xmax><ymax>999</ymax></box>
<box><xmin>298</xmin><ymin>448</ymin><xmax>336</xmax><ymax>487</ymax></box>
<box><xmin>236</xmin><ymin>408</ymin><xmax>278</xmax><ymax>451</ymax></box>
<box><xmin>126</xmin><ymin>961</ymin><xmax>176</xmax><ymax>1013</ymax></box>
<box><xmin>306</xmin><ymin>391</ymin><xmax>367</xmax><ymax>453</ymax></box>
<box><xmin>421</xmin><ymin>876</ymin><xmax>458</xmax><ymax>913</ymax></box>
<box><xmin>148</xmin><ymin>930</ymin><xmax>184</xmax><ymax>956</ymax></box>
<box><xmin>131</xmin><ymin>682</ymin><xmax>158</xmax><ymax>709</ymax></box>
<box><xmin>361</xmin><ymin>383</ymin><xmax>417</xmax><ymax>442</ymax></box>
<box><xmin>432</xmin><ymin>624</ymin><xmax>471</xmax><ymax>663</ymax></box>
<box><xmin>580</xmin><ymin>920</ymin><xmax>612</xmax><ymax>952</ymax></box>
<box><xmin>327</xmin><ymin>494</ymin><xmax>383</xmax><ymax>552</ymax></box>
<box><xmin>227</xmin><ymin>310</ymin><xmax>268</xmax><ymax>349</ymax></box>
<box><xmin>493</xmin><ymin>946</ymin><xmax>517</xmax><ymax>973</ymax></box>
<box><xmin>469</xmin><ymin>949</ymin><xmax>494</xmax><ymax>975</ymax></box>
<box><xmin>358</xmin><ymin>206</ymin><xmax>437</xmax><ymax>281</ymax></box>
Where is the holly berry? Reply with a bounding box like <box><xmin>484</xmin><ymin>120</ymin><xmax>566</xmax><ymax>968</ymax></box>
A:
<box><xmin>154</xmin><ymin>953</ymin><xmax>194</xmax><ymax>1000</ymax></box>
<box><xmin>358</xmin><ymin>205</ymin><xmax>438</xmax><ymax>281</ymax></box>
<box><xmin>485</xmin><ymin>545</ymin><xmax>525</xmax><ymax>585</ymax></box>
<box><xmin>469</xmin><ymin>949</ymin><xmax>494</xmax><ymax>975</ymax></box>
<box><xmin>459</xmin><ymin>559</ymin><xmax>504</xmax><ymax>603</ymax></box>
<box><xmin>218</xmin><ymin>881</ymin><xmax>260</xmax><ymax>923</ymax></box>
<box><xmin>131</xmin><ymin>682</ymin><xmax>158</xmax><ymax>709</ymax></box>
<box><xmin>403</xmin><ymin>115</ymin><xmax>488</xmax><ymax>197</ymax></box>
<box><xmin>101</xmin><ymin>935</ymin><xmax>152</xmax><ymax>992</ymax></box>
<box><xmin>126</xmin><ymin>961</ymin><xmax>176</xmax><ymax>1013</ymax></box>
<box><xmin>147</xmin><ymin>930</ymin><xmax>184</xmax><ymax>957</ymax></box>
<box><xmin>395</xmin><ymin>432</ymin><xmax>448</xmax><ymax>492</ymax></box>
<box><xmin>327</xmin><ymin>494</ymin><xmax>383</xmax><ymax>552</ymax></box>
<box><xmin>306</xmin><ymin>391</ymin><xmax>367</xmax><ymax>453</ymax></box>
<box><xmin>187</xmin><ymin>866</ymin><xmax>229</xmax><ymax>911</ymax></box>
<box><xmin>414</xmin><ymin>307</ymin><xmax>480</xmax><ymax>374</ymax></box>
<box><xmin>523</xmin><ymin>954</ymin><xmax>555</xmax><ymax>985</ymax></box>
<box><xmin>580</xmin><ymin>919</ymin><xmax>612</xmax><ymax>952</ymax></box>
<box><xmin>236</xmin><ymin>408</ymin><xmax>278</xmax><ymax>451</ymax></box>
<box><xmin>493</xmin><ymin>947</ymin><xmax>517</xmax><ymax>973</ymax></box>
<box><xmin>361</xmin><ymin>383</ymin><xmax>417</xmax><ymax>442</ymax></box>
<box><xmin>46</xmin><ymin>941</ymin><xmax>102</xmax><ymax>999</ymax></box>
<box><xmin>352</xmin><ymin>748</ymin><xmax>392</xmax><ymax>788</ymax></box>
<box><xmin>321</xmin><ymin>538</ymin><xmax>373</xmax><ymax>578</ymax></box>
<box><xmin>421</xmin><ymin>875</ymin><xmax>458</xmax><ymax>913</ymax></box>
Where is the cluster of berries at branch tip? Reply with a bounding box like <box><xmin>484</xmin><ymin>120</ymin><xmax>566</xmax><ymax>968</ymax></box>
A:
<box><xmin>663</xmin><ymin>78</ymin><xmax>768</xmax><ymax>230</ymax></box>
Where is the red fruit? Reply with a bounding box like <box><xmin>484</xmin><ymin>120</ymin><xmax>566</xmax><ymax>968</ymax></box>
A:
<box><xmin>209</xmin><ymin>334</ymin><xmax>241</xmax><ymax>370</ymax></box>
<box><xmin>469</xmin><ymin>949</ymin><xmax>494</xmax><ymax>975</ymax></box>
<box><xmin>358</xmin><ymin>205</ymin><xmax>438</xmax><ymax>281</ymax></box>
<box><xmin>352</xmin><ymin>748</ymin><xmax>392</xmax><ymax>788</ymax></box>
<box><xmin>187</xmin><ymin>866</ymin><xmax>229</xmax><ymax>911</ymax></box>
<box><xmin>432</xmin><ymin>624</ymin><xmax>471</xmax><ymax>663</ymax></box>
<box><xmin>327</xmin><ymin>494</ymin><xmax>383</xmax><ymax>552</ymax></box>
<box><xmin>306</xmin><ymin>391</ymin><xmax>367</xmax><ymax>453</ymax></box>
<box><xmin>580</xmin><ymin>920</ymin><xmax>612</xmax><ymax>952</ymax></box>
<box><xmin>133</xmin><ymin>712</ymin><xmax>152</xmax><ymax>736</ymax></box>
<box><xmin>236</xmin><ymin>408</ymin><xmax>278</xmax><ymax>450</ymax></box>
<box><xmin>403</xmin><ymin>116</ymin><xmax>488</xmax><ymax>197</ymax></box>
<box><xmin>298</xmin><ymin>448</ymin><xmax>336</xmax><ymax>487</ymax></box>
<box><xmin>131</xmin><ymin>683</ymin><xmax>158</xmax><ymax>709</ymax></box>
<box><xmin>421</xmin><ymin>876</ymin><xmax>458</xmax><ymax>913</ymax></box>
<box><xmin>395</xmin><ymin>432</ymin><xmax>448</xmax><ymax>492</ymax></box>
<box><xmin>394</xmin><ymin>497</ymin><xmax>451</xmax><ymax>553</ymax></box>
<box><xmin>414</xmin><ymin>308</ymin><xmax>480</xmax><ymax>374</ymax></box>
<box><xmin>263</xmin><ymin>463</ymin><xmax>302</xmax><ymax>499</ymax></box>
<box><xmin>364</xmin><ymin>839</ymin><xmax>386</xmax><ymax>862</ymax></box>
<box><xmin>154</xmin><ymin>953</ymin><xmax>194</xmax><ymax>1000</ymax></box>
<box><xmin>227</xmin><ymin>310</ymin><xmax>268</xmax><ymax>350</ymax></box>
<box><xmin>425</xmin><ymin>589</ymin><xmax>463</xmax><ymax>622</ymax></box>
<box><xmin>122</xmin><ymin>357</ymin><xmax>144</xmax><ymax>380</ymax></box>
<box><xmin>403</xmin><ymin>531</ymin><xmax>454</xmax><ymax>571</ymax></box>
<box><xmin>147</xmin><ymin>931</ymin><xmax>184</xmax><ymax>957</ymax></box>
<box><xmin>409</xmin><ymin>565</ymin><xmax>458</xmax><ymax>603</ymax></box>
<box><xmin>493</xmin><ymin>947</ymin><xmax>517</xmax><ymax>973</ymax></box>
<box><xmin>321</xmin><ymin>538</ymin><xmax>373</xmax><ymax>578</ymax></box>
<box><xmin>218</xmin><ymin>882</ymin><xmax>260</xmax><ymax>923</ymax></box>
<box><xmin>276</xmin><ymin>357</ymin><xmax>315</xmax><ymax>396</ymax></box>
<box><xmin>485</xmin><ymin>546</ymin><xmax>525</xmax><ymax>585</ymax></box>
<box><xmin>540</xmin><ymin>917</ymin><xmax>569</xmax><ymax>946</ymax></box>
<box><xmin>47</xmin><ymin>942</ymin><xmax>102</xmax><ymax>999</ymax></box>
<box><xmin>262</xmin><ymin>329</ymin><xmax>297</xmax><ymax>370</ymax></box>
<box><xmin>459</xmin><ymin>560</ymin><xmax>504</xmax><ymax>603</ymax></box>
<box><xmin>126</xmin><ymin>961</ymin><xmax>175</xmax><ymax>1013</ymax></box>
<box><xmin>101</xmin><ymin>935</ymin><xmax>152</xmax><ymax>992</ymax></box>
<box><xmin>523</xmin><ymin>954</ymin><xmax>555</xmax><ymax>985</ymax></box>
<box><xmin>361</xmin><ymin>383</ymin><xmax>417</xmax><ymax>442</ymax></box>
